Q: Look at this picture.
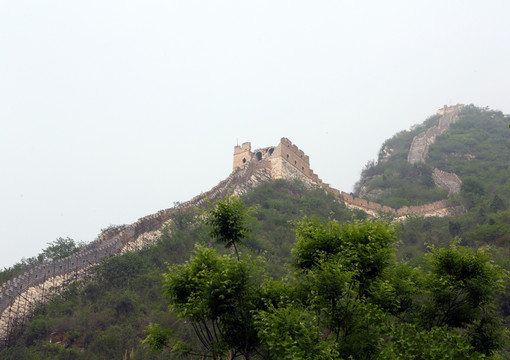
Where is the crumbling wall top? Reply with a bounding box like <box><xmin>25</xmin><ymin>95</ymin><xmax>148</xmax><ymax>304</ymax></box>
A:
<box><xmin>234</xmin><ymin>142</ymin><xmax>251</xmax><ymax>153</ymax></box>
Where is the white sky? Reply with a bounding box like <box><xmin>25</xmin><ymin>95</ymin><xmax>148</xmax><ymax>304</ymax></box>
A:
<box><xmin>1</xmin><ymin>1</ymin><xmax>510</xmax><ymax>269</ymax></box>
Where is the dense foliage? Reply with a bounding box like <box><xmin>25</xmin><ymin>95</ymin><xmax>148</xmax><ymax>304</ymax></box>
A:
<box><xmin>0</xmin><ymin>180</ymin><xmax>361</xmax><ymax>359</ymax></box>
<box><xmin>146</xmin><ymin>197</ymin><xmax>507</xmax><ymax>359</ymax></box>
<box><xmin>3</xmin><ymin>180</ymin><xmax>510</xmax><ymax>359</ymax></box>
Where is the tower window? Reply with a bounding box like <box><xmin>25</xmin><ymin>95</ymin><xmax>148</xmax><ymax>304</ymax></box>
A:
<box><xmin>242</xmin><ymin>158</ymin><xmax>246</xmax><ymax>163</ymax></box>
<box><xmin>256</xmin><ymin>152</ymin><xmax>262</xmax><ymax>161</ymax></box>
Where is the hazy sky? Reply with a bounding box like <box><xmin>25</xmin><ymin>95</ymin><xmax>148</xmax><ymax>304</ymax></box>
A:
<box><xmin>1</xmin><ymin>1</ymin><xmax>510</xmax><ymax>268</ymax></box>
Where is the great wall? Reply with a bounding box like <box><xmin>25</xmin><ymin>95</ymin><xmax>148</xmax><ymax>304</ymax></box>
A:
<box><xmin>0</xmin><ymin>165</ymin><xmax>269</xmax><ymax>346</ymax></box>
<box><xmin>0</xmin><ymin>107</ymin><xmax>466</xmax><ymax>345</ymax></box>
<box><xmin>408</xmin><ymin>104</ymin><xmax>464</xmax><ymax>194</ymax></box>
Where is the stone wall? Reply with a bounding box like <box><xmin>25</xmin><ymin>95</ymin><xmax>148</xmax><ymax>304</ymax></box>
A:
<box><xmin>275</xmin><ymin>138</ymin><xmax>311</xmax><ymax>177</ymax></box>
<box><xmin>408</xmin><ymin>104</ymin><xmax>463</xmax><ymax>164</ymax></box>
<box><xmin>0</xmin><ymin>229</ymin><xmax>128</xmax><ymax>345</ymax></box>
<box><xmin>233</xmin><ymin>142</ymin><xmax>252</xmax><ymax>169</ymax></box>
<box><xmin>407</xmin><ymin>104</ymin><xmax>463</xmax><ymax>197</ymax></box>
<box><xmin>340</xmin><ymin>191</ymin><xmax>452</xmax><ymax>218</ymax></box>
<box><xmin>0</xmin><ymin>165</ymin><xmax>260</xmax><ymax>345</ymax></box>
<box><xmin>432</xmin><ymin>168</ymin><xmax>462</xmax><ymax>194</ymax></box>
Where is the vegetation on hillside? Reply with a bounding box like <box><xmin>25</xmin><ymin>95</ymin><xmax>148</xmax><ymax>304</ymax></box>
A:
<box><xmin>428</xmin><ymin>105</ymin><xmax>510</xmax><ymax>203</ymax></box>
<box><xmin>3</xmin><ymin>105</ymin><xmax>510</xmax><ymax>358</ymax></box>
<box><xmin>147</xmin><ymin>196</ymin><xmax>507</xmax><ymax>359</ymax></box>
<box><xmin>2</xmin><ymin>185</ymin><xmax>509</xmax><ymax>359</ymax></box>
<box><xmin>0</xmin><ymin>180</ymin><xmax>362</xmax><ymax>359</ymax></box>
<box><xmin>354</xmin><ymin>105</ymin><xmax>510</xmax><ymax>209</ymax></box>
<box><xmin>351</xmin><ymin>105</ymin><xmax>510</xmax><ymax>262</ymax></box>
<box><xmin>353</xmin><ymin>113</ymin><xmax>446</xmax><ymax>208</ymax></box>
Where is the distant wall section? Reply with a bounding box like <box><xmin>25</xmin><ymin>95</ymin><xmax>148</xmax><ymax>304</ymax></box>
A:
<box><xmin>233</xmin><ymin>137</ymin><xmax>461</xmax><ymax>219</ymax></box>
<box><xmin>408</xmin><ymin>104</ymin><xmax>463</xmax><ymax>164</ymax></box>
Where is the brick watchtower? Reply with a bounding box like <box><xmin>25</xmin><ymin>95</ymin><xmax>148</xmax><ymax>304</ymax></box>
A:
<box><xmin>233</xmin><ymin>142</ymin><xmax>252</xmax><ymax>169</ymax></box>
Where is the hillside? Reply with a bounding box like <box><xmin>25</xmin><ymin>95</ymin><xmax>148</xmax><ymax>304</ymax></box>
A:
<box><xmin>2</xmin><ymin>105</ymin><xmax>510</xmax><ymax>358</ymax></box>
<box><xmin>355</xmin><ymin>105</ymin><xmax>510</xmax><ymax>209</ymax></box>
<box><xmin>353</xmin><ymin>104</ymin><xmax>510</xmax><ymax>267</ymax></box>
<box><xmin>2</xmin><ymin>178</ymin><xmax>509</xmax><ymax>359</ymax></box>
<box><xmin>0</xmin><ymin>135</ymin><xmax>464</xmax><ymax>346</ymax></box>
<box><xmin>0</xmin><ymin>180</ymin><xmax>366</xmax><ymax>359</ymax></box>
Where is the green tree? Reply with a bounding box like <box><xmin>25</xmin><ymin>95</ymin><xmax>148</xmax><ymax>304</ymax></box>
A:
<box><xmin>420</xmin><ymin>242</ymin><xmax>506</xmax><ymax>355</ymax></box>
<box><xmin>146</xmin><ymin>198</ymin><xmax>507</xmax><ymax>359</ymax></box>
<box><xmin>490</xmin><ymin>194</ymin><xmax>506</xmax><ymax>212</ymax></box>
<box><xmin>162</xmin><ymin>245</ymin><xmax>262</xmax><ymax>359</ymax></box>
<box><xmin>255</xmin><ymin>305</ymin><xmax>338</xmax><ymax>359</ymax></box>
<box><xmin>147</xmin><ymin>196</ymin><xmax>263</xmax><ymax>359</ymax></box>
<box><xmin>290</xmin><ymin>218</ymin><xmax>506</xmax><ymax>359</ymax></box>
<box><xmin>292</xmin><ymin>218</ymin><xmax>396</xmax><ymax>295</ymax></box>
<box><xmin>205</xmin><ymin>195</ymin><xmax>252</xmax><ymax>260</ymax></box>
<box><xmin>291</xmin><ymin>219</ymin><xmax>398</xmax><ymax>358</ymax></box>
<box><xmin>42</xmin><ymin>237</ymin><xmax>83</xmax><ymax>262</ymax></box>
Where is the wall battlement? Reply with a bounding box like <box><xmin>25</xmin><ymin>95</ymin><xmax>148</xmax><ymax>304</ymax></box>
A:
<box><xmin>233</xmin><ymin>137</ymin><xmax>311</xmax><ymax>177</ymax></box>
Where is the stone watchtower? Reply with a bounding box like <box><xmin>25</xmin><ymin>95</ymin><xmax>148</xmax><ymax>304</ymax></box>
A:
<box><xmin>232</xmin><ymin>138</ymin><xmax>314</xmax><ymax>181</ymax></box>
<box><xmin>233</xmin><ymin>142</ymin><xmax>252</xmax><ymax>169</ymax></box>
<box><xmin>233</xmin><ymin>141</ymin><xmax>277</xmax><ymax>170</ymax></box>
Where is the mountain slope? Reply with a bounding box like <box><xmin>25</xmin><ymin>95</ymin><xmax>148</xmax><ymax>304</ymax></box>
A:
<box><xmin>355</xmin><ymin>105</ymin><xmax>510</xmax><ymax>210</ymax></box>
<box><xmin>0</xmin><ymin>180</ymin><xmax>365</xmax><ymax>359</ymax></box>
<box><xmin>1</xmin><ymin>134</ymin><xmax>467</xmax><ymax>348</ymax></box>
<box><xmin>2</xmin><ymin>105</ymin><xmax>510</xmax><ymax>358</ymax></box>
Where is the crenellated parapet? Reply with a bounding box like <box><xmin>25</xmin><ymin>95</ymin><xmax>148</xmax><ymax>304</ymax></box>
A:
<box><xmin>233</xmin><ymin>137</ymin><xmax>311</xmax><ymax>176</ymax></box>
